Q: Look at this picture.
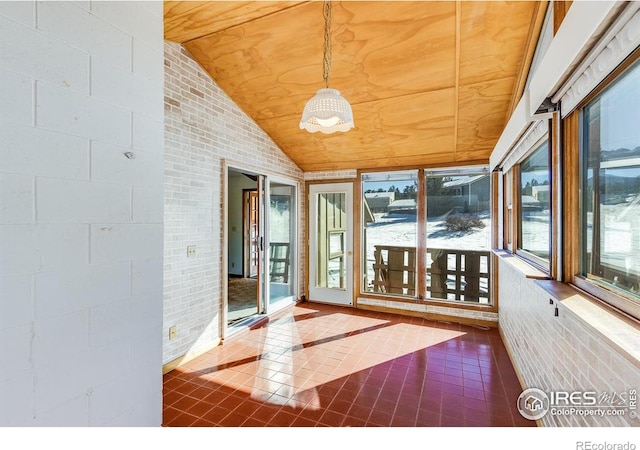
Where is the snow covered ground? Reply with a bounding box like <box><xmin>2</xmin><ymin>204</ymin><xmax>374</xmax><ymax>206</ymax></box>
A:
<box><xmin>364</xmin><ymin>212</ymin><xmax>491</xmax><ymax>262</ymax></box>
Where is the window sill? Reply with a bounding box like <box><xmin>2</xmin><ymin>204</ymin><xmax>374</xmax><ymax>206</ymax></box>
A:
<box><xmin>492</xmin><ymin>248</ymin><xmax>550</xmax><ymax>280</ymax></box>
<box><xmin>534</xmin><ymin>280</ymin><xmax>640</xmax><ymax>369</ymax></box>
<box><xmin>357</xmin><ymin>292</ymin><xmax>497</xmax><ymax>312</ymax></box>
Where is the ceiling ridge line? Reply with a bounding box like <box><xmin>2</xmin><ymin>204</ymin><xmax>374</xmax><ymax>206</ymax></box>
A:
<box><xmin>181</xmin><ymin>1</ymin><xmax>313</xmax><ymax>45</ymax></box>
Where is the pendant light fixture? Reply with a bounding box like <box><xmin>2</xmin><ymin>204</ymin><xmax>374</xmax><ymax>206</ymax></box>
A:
<box><xmin>299</xmin><ymin>0</ymin><xmax>354</xmax><ymax>134</ymax></box>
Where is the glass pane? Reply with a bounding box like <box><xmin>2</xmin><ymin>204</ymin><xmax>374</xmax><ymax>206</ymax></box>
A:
<box><xmin>362</xmin><ymin>171</ymin><xmax>418</xmax><ymax>296</ymax></box>
<box><xmin>425</xmin><ymin>173</ymin><xmax>491</xmax><ymax>303</ymax></box>
<box><xmin>269</xmin><ymin>183</ymin><xmax>294</xmax><ymax>304</ymax></box>
<box><xmin>329</xmin><ymin>231</ymin><xmax>344</xmax><ymax>257</ymax></box>
<box><xmin>583</xmin><ymin>61</ymin><xmax>640</xmax><ymax>300</ymax></box>
<box><xmin>519</xmin><ymin>140</ymin><xmax>550</xmax><ymax>261</ymax></box>
<box><xmin>316</xmin><ymin>192</ymin><xmax>346</xmax><ymax>289</ymax></box>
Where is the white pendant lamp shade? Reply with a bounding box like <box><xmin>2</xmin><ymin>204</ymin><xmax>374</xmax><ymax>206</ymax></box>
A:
<box><xmin>300</xmin><ymin>1</ymin><xmax>354</xmax><ymax>134</ymax></box>
<box><xmin>299</xmin><ymin>88</ymin><xmax>354</xmax><ymax>134</ymax></box>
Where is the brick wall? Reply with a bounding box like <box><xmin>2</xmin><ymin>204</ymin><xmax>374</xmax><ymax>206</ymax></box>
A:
<box><xmin>163</xmin><ymin>42</ymin><xmax>304</xmax><ymax>365</ymax></box>
<box><xmin>304</xmin><ymin>170</ymin><xmax>358</xmax><ymax>181</ymax></box>
<box><xmin>357</xmin><ymin>297</ymin><xmax>498</xmax><ymax>324</ymax></box>
<box><xmin>498</xmin><ymin>257</ymin><xmax>640</xmax><ymax>426</ymax></box>
<box><xmin>0</xmin><ymin>1</ymin><xmax>164</xmax><ymax>426</ymax></box>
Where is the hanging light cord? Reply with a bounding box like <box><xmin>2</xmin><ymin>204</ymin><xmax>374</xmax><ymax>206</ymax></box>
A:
<box><xmin>322</xmin><ymin>0</ymin><xmax>332</xmax><ymax>88</ymax></box>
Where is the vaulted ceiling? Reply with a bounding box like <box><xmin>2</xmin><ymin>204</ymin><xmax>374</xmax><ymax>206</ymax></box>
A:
<box><xmin>164</xmin><ymin>1</ymin><xmax>546</xmax><ymax>172</ymax></box>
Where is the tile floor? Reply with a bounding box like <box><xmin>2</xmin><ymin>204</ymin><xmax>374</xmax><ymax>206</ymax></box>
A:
<box><xmin>162</xmin><ymin>302</ymin><xmax>536</xmax><ymax>427</ymax></box>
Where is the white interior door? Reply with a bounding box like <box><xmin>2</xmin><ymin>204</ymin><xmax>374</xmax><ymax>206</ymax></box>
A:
<box><xmin>308</xmin><ymin>183</ymin><xmax>353</xmax><ymax>305</ymax></box>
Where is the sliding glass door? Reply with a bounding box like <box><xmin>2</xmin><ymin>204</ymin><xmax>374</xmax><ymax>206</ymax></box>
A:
<box><xmin>225</xmin><ymin>165</ymin><xmax>298</xmax><ymax>329</ymax></box>
<box><xmin>267</xmin><ymin>180</ymin><xmax>297</xmax><ymax>310</ymax></box>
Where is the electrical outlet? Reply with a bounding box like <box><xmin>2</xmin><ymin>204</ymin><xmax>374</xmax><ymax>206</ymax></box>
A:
<box><xmin>187</xmin><ymin>245</ymin><xmax>196</xmax><ymax>258</ymax></box>
<box><xmin>169</xmin><ymin>326</ymin><xmax>177</xmax><ymax>340</ymax></box>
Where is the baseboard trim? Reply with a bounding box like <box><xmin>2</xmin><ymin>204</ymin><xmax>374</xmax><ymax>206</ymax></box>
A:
<box><xmin>162</xmin><ymin>338</ymin><xmax>221</xmax><ymax>375</ymax></box>
<box><xmin>162</xmin><ymin>301</ymin><xmax>301</xmax><ymax>375</ymax></box>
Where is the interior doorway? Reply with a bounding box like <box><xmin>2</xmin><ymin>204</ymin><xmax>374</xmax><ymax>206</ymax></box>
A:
<box><xmin>244</xmin><ymin>189</ymin><xmax>260</xmax><ymax>279</ymax></box>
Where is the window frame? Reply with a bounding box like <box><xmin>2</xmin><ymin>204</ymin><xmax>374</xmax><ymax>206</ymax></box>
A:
<box><xmin>358</xmin><ymin>166</ymin><xmax>493</xmax><ymax>307</ymax></box>
<box><xmin>515</xmin><ymin>135</ymin><xmax>552</xmax><ymax>270</ymax></box>
<box><xmin>360</xmin><ymin>169</ymin><xmax>420</xmax><ymax>299</ymax></box>
<box><xmin>568</xmin><ymin>55</ymin><xmax>640</xmax><ymax>321</ymax></box>
<box><xmin>500</xmin><ymin>123</ymin><xmax>553</xmax><ymax>275</ymax></box>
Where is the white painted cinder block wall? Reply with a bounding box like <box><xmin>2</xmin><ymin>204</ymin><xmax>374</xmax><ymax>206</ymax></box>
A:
<box><xmin>163</xmin><ymin>42</ymin><xmax>304</xmax><ymax>365</ymax></box>
<box><xmin>0</xmin><ymin>1</ymin><xmax>165</xmax><ymax>426</ymax></box>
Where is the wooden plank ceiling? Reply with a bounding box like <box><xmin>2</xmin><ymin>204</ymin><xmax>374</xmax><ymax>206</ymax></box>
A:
<box><xmin>164</xmin><ymin>1</ymin><xmax>545</xmax><ymax>172</ymax></box>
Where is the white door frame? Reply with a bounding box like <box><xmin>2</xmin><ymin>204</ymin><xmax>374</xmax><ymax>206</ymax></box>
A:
<box><xmin>308</xmin><ymin>182</ymin><xmax>354</xmax><ymax>306</ymax></box>
<box><xmin>222</xmin><ymin>160</ymin><xmax>300</xmax><ymax>338</ymax></box>
<box><xmin>264</xmin><ymin>175</ymin><xmax>299</xmax><ymax>315</ymax></box>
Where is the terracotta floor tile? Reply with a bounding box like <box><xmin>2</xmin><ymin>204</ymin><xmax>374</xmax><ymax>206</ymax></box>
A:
<box><xmin>291</xmin><ymin>416</ymin><xmax>318</xmax><ymax>427</ymax></box>
<box><xmin>267</xmin><ymin>410</ymin><xmax>299</xmax><ymax>427</ymax></box>
<box><xmin>184</xmin><ymin>400</ymin><xmax>215</xmax><ymax>418</ymax></box>
<box><xmin>232</xmin><ymin>399</ymin><xmax>262</xmax><ymax>418</ymax></box>
<box><xmin>327</xmin><ymin>398</ymin><xmax>352</xmax><ymax>414</ymax></box>
<box><xmin>167</xmin><ymin>412</ymin><xmax>199</xmax><ymax>427</ymax></box>
<box><xmin>367</xmin><ymin>409</ymin><xmax>393</xmax><ymax>427</ymax></box>
<box><xmin>297</xmin><ymin>404</ymin><xmax>325</xmax><ymax>421</ymax></box>
<box><xmin>191</xmin><ymin>418</ymin><xmax>216</xmax><ymax>427</ymax></box>
<box><xmin>416</xmin><ymin>410</ymin><xmax>441</xmax><ymax>427</ymax></box>
<box><xmin>353</xmin><ymin>392</ymin><xmax>378</xmax><ymax>408</ymax></box>
<box><xmin>163</xmin><ymin>389</ymin><xmax>183</xmax><ymax>407</ymax></box>
<box><xmin>442</xmin><ymin>382</ymin><xmax>464</xmax><ymax>396</ymax></box>
<box><xmin>318</xmin><ymin>410</ymin><xmax>346</xmax><ymax>426</ymax></box>
<box><xmin>163</xmin><ymin>377</ymin><xmax>185</xmax><ymax>391</ymax></box>
<box><xmin>173</xmin><ymin>381</ymin><xmax>200</xmax><ymax>397</ymax></box>
<box><xmin>390</xmin><ymin>414</ymin><xmax>417</xmax><ymax>427</ymax></box>
<box><xmin>219</xmin><ymin>411</ymin><xmax>250</xmax><ymax>427</ymax></box>
<box><xmin>463</xmin><ymin>387</ymin><xmax>486</xmax><ymax>401</ymax></box>
<box><xmin>242</xmin><ymin>417</ymin><xmax>268</xmax><ymax>427</ymax></box>
<box><xmin>217</xmin><ymin>393</ymin><xmax>245</xmax><ymax>410</ymax></box>
<box><xmin>162</xmin><ymin>302</ymin><xmax>535</xmax><ymax>428</ymax></box>
<box><xmin>202</xmin><ymin>406</ymin><xmax>233</xmax><ymax>424</ymax></box>
<box><xmin>162</xmin><ymin>406</ymin><xmax>181</xmax><ymax>426</ymax></box>
<box><xmin>462</xmin><ymin>378</ymin><xmax>484</xmax><ymax>392</ymax></box>
<box><xmin>341</xmin><ymin>415</ymin><xmax>367</xmax><ymax>427</ymax></box>
<box><xmin>440</xmin><ymin>413</ymin><xmax>466</xmax><ymax>427</ymax></box>
<box><xmin>172</xmin><ymin>395</ymin><xmax>200</xmax><ymax>412</ymax></box>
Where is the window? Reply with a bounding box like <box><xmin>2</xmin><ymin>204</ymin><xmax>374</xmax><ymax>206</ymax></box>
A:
<box><xmin>503</xmin><ymin>170</ymin><xmax>514</xmax><ymax>252</ymax></box>
<box><xmin>499</xmin><ymin>123</ymin><xmax>551</xmax><ymax>272</ymax></box>
<box><xmin>361</xmin><ymin>171</ymin><xmax>418</xmax><ymax>297</ymax></box>
<box><xmin>580</xmin><ymin>59</ymin><xmax>640</xmax><ymax>309</ymax></box>
<box><xmin>425</xmin><ymin>170</ymin><xmax>491</xmax><ymax>303</ymax></box>
<box><xmin>518</xmin><ymin>139</ymin><xmax>551</xmax><ymax>266</ymax></box>
<box><xmin>361</xmin><ymin>167</ymin><xmax>491</xmax><ymax>305</ymax></box>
